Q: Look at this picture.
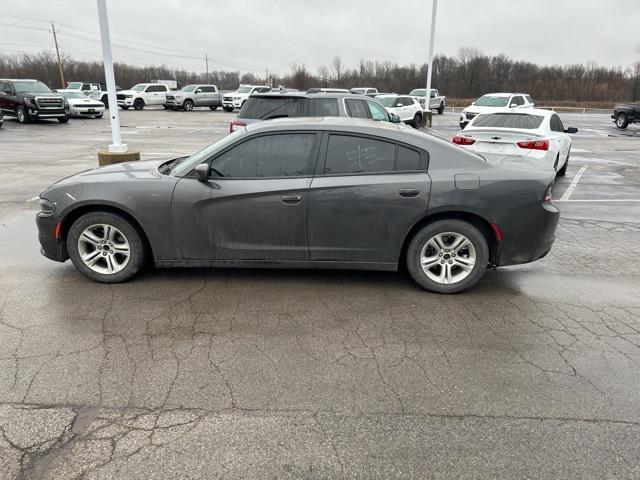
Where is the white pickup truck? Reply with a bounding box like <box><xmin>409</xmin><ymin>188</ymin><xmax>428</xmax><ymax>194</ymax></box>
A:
<box><xmin>116</xmin><ymin>83</ymin><xmax>171</xmax><ymax>110</ymax></box>
<box><xmin>222</xmin><ymin>85</ymin><xmax>271</xmax><ymax>112</ymax></box>
<box><xmin>409</xmin><ymin>88</ymin><xmax>446</xmax><ymax>114</ymax></box>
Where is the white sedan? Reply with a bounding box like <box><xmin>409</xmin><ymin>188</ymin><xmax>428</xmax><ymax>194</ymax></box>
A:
<box><xmin>375</xmin><ymin>94</ymin><xmax>424</xmax><ymax>129</ymax></box>
<box><xmin>57</xmin><ymin>90</ymin><xmax>105</xmax><ymax>118</ymax></box>
<box><xmin>451</xmin><ymin>108</ymin><xmax>577</xmax><ymax>176</ymax></box>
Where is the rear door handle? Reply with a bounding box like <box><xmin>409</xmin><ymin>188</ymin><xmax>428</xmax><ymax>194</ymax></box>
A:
<box><xmin>399</xmin><ymin>188</ymin><xmax>420</xmax><ymax>197</ymax></box>
<box><xmin>281</xmin><ymin>194</ymin><xmax>302</xmax><ymax>204</ymax></box>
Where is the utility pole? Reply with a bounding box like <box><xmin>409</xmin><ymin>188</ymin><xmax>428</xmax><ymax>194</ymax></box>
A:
<box><xmin>205</xmin><ymin>53</ymin><xmax>210</xmax><ymax>83</ymax></box>
<box><xmin>265</xmin><ymin>66</ymin><xmax>269</xmax><ymax>87</ymax></box>
<box><xmin>51</xmin><ymin>23</ymin><xmax>66</xmax><ymax>89</ymax></box>
<box><xmin>424</xmin><ymin>0</ymin><xmax>438</xmax><ymax>113</ymax></box>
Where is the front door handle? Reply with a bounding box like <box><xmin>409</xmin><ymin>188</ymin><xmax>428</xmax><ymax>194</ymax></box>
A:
<box><xmin>281</xmin><ymin>194</ymin><xmax>302</xmax><ymax>204</ymax></box>
<box><xmin>399</xmin><ymin>188</ymin><xmax>420</xmax><ymax>197</ymax></box>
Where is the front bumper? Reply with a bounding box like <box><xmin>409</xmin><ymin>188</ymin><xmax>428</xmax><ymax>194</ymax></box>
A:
<box><xmin>222</xmin><ymin>99</ymin><xmax>243</xmax><ymax>109</ymax></box>
<box><xmin>164</xmin><ymin>98</ymin><xmax>184</xmax><ymax>107</ymax></box>
<box><xmin>117</xmin><ymin>98</ymin><xmax>134</xmax><ymax>106</ymax></box>
<box><xmin>36</xmin><ymin>213</ymin><xmax>68</xmax><ymax>262</ymax></box>
<box><xmin>27</xmin><ymin>107</ymin><xmax>67</xmax><ymax>118</ymax></box>
<box><xmin>70</xmin><ymin>106</ymin><xmax>105</xmax><ymax>116</ymax></box>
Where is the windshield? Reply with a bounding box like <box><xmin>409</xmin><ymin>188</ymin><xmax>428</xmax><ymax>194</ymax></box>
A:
<box><xmin>67</xmin><ymin>82</ymin><xmax>82</xmax><ymax>90</ymax></box>
<box><xmin>473</xmin><ymin>113</ymin><xmax>544</xmax><ymax>129</ymax></box>
<box><xmin>181</xmin><ymin>85</ymin><xmax>196</xmax><ymax>92</ymax></box>
<box><xmin>14</xmin><ymin>81</ymin><xmax>52</xmax><ymax>94</ymax></box>
<box><xmin>409</xmin><ymin>89</ymin><xmax>426</xmax><ymax>97</ymax></box>
<box><xmin>171</xmin><ymin>130</ymin><xmax>246</xmax><ymax>176</ymax></box>
<box><xmin>130</xmin><ymin>84</ymin><xmax>147</xmax><ymax>91</ymax></box>
<box><xmin>376</xmin><ymin>97</ymin><xmax>395</xmax><ymax>107</ymax></box>
<box><xmin>474</xmin><ymin>95</ymin><xmax>510</xmax><ymax>107</ymax></box>
<box><xmin>239</xmin><ymin>97</ymin><xmax>308</xmax><ymax>119</ymax></box>
<box><xmin>237</xmin><ymin>86</ymin><xmax>252</xmax><ymax>93</ymax></box>
<box><xmin>60</xmin><ymin>92</ymin><xmax>87</xmax><ymax>99</ymax></box>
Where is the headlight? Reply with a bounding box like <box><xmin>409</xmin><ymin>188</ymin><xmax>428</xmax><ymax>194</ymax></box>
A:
<box><xmin>24</xmin><ymin>98</ymin><xmax>34</xmax><ymax>105</ymax></box>
<box><xmin>125</xmin><ymin>94</ymin><xmax>133</xmax><ymax>98</ymax></box>
<box><xmin>233</xmin><ymin>96</ymin><xmax>240</xmax><ymax>101</ymax></box>
<box><xmin>63</xmin><ymin>98</ymin><xmax>69</xmax><ymax>107</ymax></box>
<box><xmin>174</xmin><ymin>95</ymin><xmax>182</xmax><ymax>100</ymax></box>
<box><xmin>39</xmin><ymin>198</ymin><xmax>56</xmax><ymax>214</ymax></box>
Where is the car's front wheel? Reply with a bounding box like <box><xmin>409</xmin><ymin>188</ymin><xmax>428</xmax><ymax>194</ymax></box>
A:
<box><xmin>17</xmin><ymin>105</ymin><xmax>29</xmax><ymax>124</ymax></box>
<box><xmin>412</xmin><ymin>113</ymin><xmax>422</xmax><ymax>129</ymax></box>
<box><xmin>223</xmin><ymin>106</ymin><xmax>234</xmax><ymax>112</ymax></box>
<box><xmin>67</xmin><ymin>211</ymin><xmax>146</xmax><ymax>283</ymax></box>
<box><xmin>209</xmin><ymin>105</ymin><xmax>218</xmax><ymax>110</ymax></box>
<box><xmin>406</xmin><ymin>220</ymin><xmax>489</xmax><ymax>293</ymax></box>
<box><xmin>183</xmin><ymin>99</ymin><xmax>194</xmax><ymax>111</ymax></box>
<box><xmin>615</xmin><ymin>113</ymin><xmax>629</xmax><ymax>129</ymax></box>
<box><xmin>133</xmin><ymin>99</ymin><xmax>145</xmax><ymax>110</ymax></box>
<box><xmin>437</xmin><ymin>103</ymin><xmax>444</xmax><ymax>115</ymax></box>
<box><xmin>58</xmin><ymin>116</ymin><xmax>69</xmax><ymax>123</ymax></box>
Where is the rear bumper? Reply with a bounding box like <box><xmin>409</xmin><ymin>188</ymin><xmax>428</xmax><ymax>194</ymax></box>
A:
<box><xmin>36</xmin><ymin>213</ymin><xmax>68</xmax><ymax>262</ymax></box>
<box><xmin>498</xmin><ymin>201</ymin><xmax>560</xmax><ymax>266</ymax></box>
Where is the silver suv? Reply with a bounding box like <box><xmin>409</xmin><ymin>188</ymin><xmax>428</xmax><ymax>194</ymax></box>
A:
<box><xmin>164</xmin><ymin>84</ymin><xmax>223</xmax><ymax>111</ymax></box>
<box><xmin>229</xmin><ymin>92</ymin><xmax>400</xmax><ymax>132</ymax></box>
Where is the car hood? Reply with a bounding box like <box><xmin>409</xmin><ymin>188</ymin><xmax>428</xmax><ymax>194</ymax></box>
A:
<box><xmin>48</xmin><ymin>159</ymin><xmax>169</xmax><ymax>188</ymax></box>
<box><xmin>463</xmin><ymin>105</ymin><xmax>509</xmax><ymax>115</ymax></box>
<box><xmin>118</xmin><ymin>90</ymin><xmax>138</xmax><ymax>95</ymax></box>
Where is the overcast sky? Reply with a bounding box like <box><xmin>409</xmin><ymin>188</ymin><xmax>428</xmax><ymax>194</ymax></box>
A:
<box><xmin>2</xmin><ymin>0</ymin><xmax>638</xmax><ymax>76</ymax></box>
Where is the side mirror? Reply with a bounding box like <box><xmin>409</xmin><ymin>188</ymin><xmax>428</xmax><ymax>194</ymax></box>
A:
<box><xmin>510</xmin><ymin>103</ymin><xmax>517</xmax><ymax>108</ymax></box>
<box><xmin>565</xmin><ymin>127</ymin><xmax>578</xmax><ymax>134</ymax></box>
<box><xmin>390</xmin><ymin>114</ymin><xmax>401</xmax><ymax>124</ymax></box>
<box><xmin>194</xmin><ymin>163</ymin><xmax>210</xmax><ymax>181</ymax></box>
<box><xmin>471</xmin><ymin>102</ymin><xmax>475</xmax><ymax>106</ymax></box>
<box><xmin>195</xmin><ymin>89</ymin><xmax>202</xmax><ymax>94</ymax></box>
<box><xmin>395</xmin><ymin>103</ymin><xmax>404</xmax><ymax>107</ymax></box>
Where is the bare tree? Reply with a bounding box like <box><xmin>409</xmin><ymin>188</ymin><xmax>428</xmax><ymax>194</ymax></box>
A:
<box><xmin>330</xmin><ymin>55</ymin><xmax>343</xmax><ymax>82</ymax></box>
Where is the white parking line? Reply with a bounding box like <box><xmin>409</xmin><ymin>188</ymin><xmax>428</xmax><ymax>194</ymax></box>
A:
<box><xmin>571</xmin><ymin>156</ymin><xmax>635</xmax><ymax>166</ymax></box>
<box><xmin>555</xmin><ymin>199</ymin><xmax>640</xmax><ymax>203</ymax></box>
<box><xmin>560</xmin><ymin>166</ymin><xmax>589</xmax><ymax>201</ymax></box>
<box><xmin>571</xmin><ymin>148</ymin><xmax>591</xmax><ymax>153</ymax></box>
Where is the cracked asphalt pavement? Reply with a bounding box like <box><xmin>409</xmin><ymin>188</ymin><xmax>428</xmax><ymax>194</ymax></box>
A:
<box><xmin>1</xmin><ymin>109</ymin><xmax>639</xmax><ymax>479</ymax></box>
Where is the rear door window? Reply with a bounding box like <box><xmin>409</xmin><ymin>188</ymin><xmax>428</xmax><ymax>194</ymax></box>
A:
<box><xmin>396</xmin><ymin>146</ymin><xmax>422</xmax><ymax>171</ymax></box>
<box><xmin>212</xmin><ymin>133</ymin><xmax>318</xmax><ymax>178</ymax></box>
<box><xmin>324</xmin><ymin>135</ymin><xmax>395</xmax><ymax>174</ymax></box>
<box><xmin>550</xmin><ymin>114</ymin><xmax>565</xmax><ymax>132</ymax></box>
<box><xmin>345</xmin><ymin>99</ymin><xmax>370</xmax><ymax>119</ymax></box>
<box><xmin>309</xmin><ymin>98</ymin><xmax>339</xmax><ymax>116</ymax></box>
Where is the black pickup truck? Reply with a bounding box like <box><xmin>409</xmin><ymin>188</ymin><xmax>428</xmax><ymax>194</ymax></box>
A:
<box><xmin>0</xmin><ymin>79</ymin><xmax>69</xmax><ymax>124</ymax></box>
<box><xmin>612</xmin><ymin>103</ymin><xmax>640</xmax><ymax>129</ymax></box>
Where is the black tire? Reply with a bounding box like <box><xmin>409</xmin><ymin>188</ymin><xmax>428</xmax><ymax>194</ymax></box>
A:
<box><xmin>412</xmin><ymin>113</ymin><xmax>422</xmax><ymax>129</ymax></box>
<box><xmin>557</xmin><ymin>149</ymin><xmax>569</xmax><ymax>177</ymax></box>
<box><xmin>406</xmin><ymin>219</ymin><xmax>489</xmax><ymax>294</ymax></box>
<box><xmin>223</xmin><ymin>106</ymin><xmax>234</xmax><ymax>112</ymax></box>
<box><xmin>437</xmin><ymin>103</ymin><xmax>444</xmax><ymax>115</ymax></box>
<box><xmin>101</xmin><ymin>95</ymin><xmax>109</xmax><ymax>108</ymax></box>
<box><xmin>183</xmin><ymin>99</ymin><xmax>194</xmax><ymax>111</ymax></box>
<box><xmin>95</xmin><ymin>113</ymin><xmax>104</xmax><ymax>119</ymax></box>
<box><xmin>209</xmin><ymin>105</ymin><xmax>218</xmax><ymax>110</ymax></box>
<box><xmin>133</xmin><ymin>99</ymin><xmax>145</xmax><ymax>110</ymax></box>
<box><xmin>67</xmin><ymin>211</ymin><xmax>146</xmax><ymax>283</ymax></box>
<box><xmin>162</xmin><ymin>105</ymin><xmax>169</xmax><ymax>110</ymax></box>
<box><xmin>58</xmin><ymin>116</ymin><xmax>69</xmax><ymax>123</ymax></box>
<box><xmin>120</xmin><ymin>106</ymin><xmax>129</xmax><ymax>110</ymax></box>
<box><xmin>615</xmin><ymin>112</ymin><xmax>629</xmax><ymax>129</ymax></box>
<box><xmin>17</xmin><ymin>105</ymin><xmax>29</xmax><ymax>124</ymax></box>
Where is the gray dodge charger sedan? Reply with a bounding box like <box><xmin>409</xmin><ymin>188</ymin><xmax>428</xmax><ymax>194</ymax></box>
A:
<box><xmin>37</xmin><ymin>117</ymin><xmax>559</xmax><ymax>293</ymax></box>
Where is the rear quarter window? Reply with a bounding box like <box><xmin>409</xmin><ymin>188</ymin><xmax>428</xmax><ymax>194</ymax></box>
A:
<box><xmin>238</xmin><ymin>97</ymin><xmax>308</xmax><ymax>119</ymax></box>
<box><xmin>309</xmin><ymin>98</ymin><xmax>339</xmax><ymax>116</ymax></box>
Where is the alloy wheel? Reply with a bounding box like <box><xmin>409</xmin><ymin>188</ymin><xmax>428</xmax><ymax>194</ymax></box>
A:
<box><xmin>77</xmin><ymin>224</ymin><xmax>130</xmax><ymax>275</ymax></box>
<box><xmin>420</xmin><ymin>232</ymin><xmax>476</xmax><ymax>284</ymax></box>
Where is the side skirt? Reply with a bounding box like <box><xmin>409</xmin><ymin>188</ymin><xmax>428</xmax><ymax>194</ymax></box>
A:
<box><xmin>154</xmin><ymin>259</ymin><xmax>398</xmax><ymax>272</ymax></box>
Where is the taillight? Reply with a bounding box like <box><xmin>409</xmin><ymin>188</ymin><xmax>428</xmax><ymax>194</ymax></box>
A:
<box><xmin>229</xmin><ymin>119</ymin><xmax>246</xmax><ymax>133</ymax></box>
<box><xmin>452</xmin><ymin>135</ymin><xmax>476</xmax><ymax>146</ymax></box>
<box><xmin>517</xmin><ymin>139</ymin><xmax>549</xmax><ymax>151</ymax></box>
<box><xmin>544</xmin><ymin>184</ymin><xmax>553</xmax><ymax>203</ymax></box>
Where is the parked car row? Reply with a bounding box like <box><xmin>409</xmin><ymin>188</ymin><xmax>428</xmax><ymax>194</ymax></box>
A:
<box><xmin>0</xmin><ymin>79</ymin><xmax>69</xmax><ymax>124</ymax></box>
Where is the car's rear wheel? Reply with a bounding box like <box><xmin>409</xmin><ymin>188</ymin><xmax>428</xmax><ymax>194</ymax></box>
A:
<box><xmin>557</xmin><ymin>149</ymin><xmax>569</xmax><ymax>177</ymax></box>
<box><xmin>133</xmin><ymin>99</ymin><xmax>145</xmax><ymax>110</ymax></box>
<box><xmin>17</xmin><ymin>105</ymin><xmax>29</xmax><ymax>124</ymax></box>
<box><xmin>67</xmin><ymin>212</ymin><xmax>145</xmax><ymax>283</ymax></box>
<box><xmin>437</xmin><ymin>103</ymin><xmax>444</xmax><ymax>115</ymax></box>
<box><xmin>101</xmin><ymin>95</ymin><xmax>109</xmax><ymax>107</ymax></box>
<box><xmin>209</xmin><ymin>105</ymin><xmax>218</xmax><ymax>110</ymax></box>
<box><xmin>184</xmin><ymin>99</ymin><xmax>194</xmax><ymax>111</ymax></box>
<box><xmin>412</xmin><ymin>113</ymin><xmax>422</xmax><ymax>129</ymax></box>
<box><xmin>615</xmin><ymin>113</ymin><xmax>629</xmax><ymax>129</ymax></box>
<box><xmin>406</xmin><ymin>220</ymin><xmax>489</xmax><ymax>293</ymax></box>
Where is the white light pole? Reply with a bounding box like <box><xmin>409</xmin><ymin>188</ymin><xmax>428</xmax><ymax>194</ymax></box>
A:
<box><xmin>425</xmin><ymin>0</ymin><xmax>438</xmax><ymax>113</ymax></box>
<box><xmin>96</xmin><ymin>0</ymin><xmax>127</xmax><ymax>153</ymax></box>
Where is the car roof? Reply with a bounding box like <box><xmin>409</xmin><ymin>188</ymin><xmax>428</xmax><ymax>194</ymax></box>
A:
<box><xmin>245</xmin><ymin>116</ymin><xmax>402</xmax><ymax>134</ymax></box>
<box><xmin>480</xmin><ymin>92</ymin><xmax>530</xmax><ymax>97</ymax></box>
<box><xmin>248</xmin><ymin>92</ymin><xmax>374</xmax><ymax>100</ymax></box>
<box><xmin>474</xmin><ymin>107</ymin><xmax>551</xmax><ymax>117</ymax></box>
<box><xmin>0</xmin><ymin>79</ymin><xmax>39</xmax><ymax>82</ymax></box>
